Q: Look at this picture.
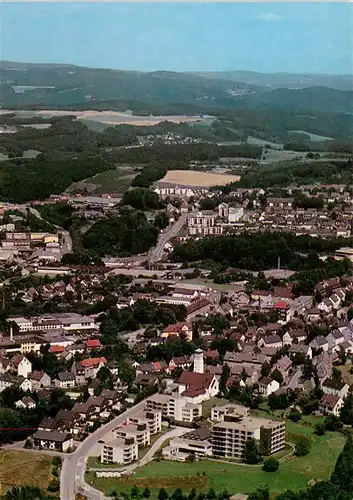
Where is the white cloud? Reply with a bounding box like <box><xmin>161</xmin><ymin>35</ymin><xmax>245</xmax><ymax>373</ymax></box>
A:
<box><xmin>257</xmin><ymin>13</ymin><xmax>284</xmax><ymax>21</ymax></box>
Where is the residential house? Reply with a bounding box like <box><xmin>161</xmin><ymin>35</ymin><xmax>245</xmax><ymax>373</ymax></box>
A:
<box><xmin>321</xmin><ymin>377</ymin><xmax>350</xmax><ymax>399</ymax></box>
<box><xmin>274</xmin><ymin>356</ymin><xmax>292</xmax><ymax>379</ymax></box>
<box><xmin>258</xmin><ymin>377</ymin><xmax>280</xmax><ymax>397</ymax></box>
<box><xmin>0</xmin><ymin>373</ymin><xmax>32</xmax><ymax>392</ymax></box>
<box><xmin>9</xmin><ymin>354</ymin><xmax>32</xmax><ymax>377</ymax></box>
<box><xmin>15</xmin><ymin>396</ymin><xmax>36</xmax><ymax>409</ymax></box>
<box><xmin>55</xmin><ymin>372</ymin><xmax>76</xmax><ymax>388</ymax></box>
<box><xmin>258</xmin><ymin>335</ymin><xmax>282</xmax><ymax>349</ymax></box>
<box><xmin>30</xmin><ymin>370</ymin><xmax>51</xmax><ymax>390</ymax></box>
<box><xmin>32</xmin><ymin>430</ymin><xmax>73</xmax><ymax>452</ymax></box>
<box><xmin>319</xmin><ymin>394</ymin><xmax>344</xmax><ymax>417</ymax></box>
<box><xmin>162</xmin><ymin>322</ymin><xmax>193</xmax><ymax>342</ymax></box>
<box><xmin>310</xmin><ymin>336</ymin><xmax>329</xmax><ymax>352</ymax></box>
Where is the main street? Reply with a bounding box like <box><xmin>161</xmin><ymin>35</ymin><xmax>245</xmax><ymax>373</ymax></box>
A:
<box><xmin>148</xmin><ymin>213</ymin><xmax>187</xmax><ymax>262</ymax></box>
<box><xmin>60</xmin><ymin>399</ymin><xmax>147</xmax><ymax>500</ymax></box>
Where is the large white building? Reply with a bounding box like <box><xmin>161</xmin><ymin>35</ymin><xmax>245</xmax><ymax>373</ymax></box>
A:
<box><xmin>101</xmin><ymin>437</ymin><xmax>138</xmax><ymax>465</ymax></box>
<box><xmin>212</xmin><ymin>417</ymin><xmax>285</xmax><ymax>459</ymax></box>
<box><xmin>8</xmin><ymin>313</ymin><xmax>97</xmax><ymax>333</ymax></box>
<box><xmin>146</xmin><ymin>394</ymin><xmax>202</xmax><ymax>422</ymax></box>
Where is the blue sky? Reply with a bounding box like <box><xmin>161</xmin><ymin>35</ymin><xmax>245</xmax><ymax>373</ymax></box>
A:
<box><xmin>1</xmin><ymin>3</ymin><xmax>353</xmax><ymax>74</ymax></box>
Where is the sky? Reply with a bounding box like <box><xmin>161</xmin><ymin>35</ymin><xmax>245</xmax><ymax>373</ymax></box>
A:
<box><xmin>1</xmin><ymin>3</ymin><xmax>353</xmax><ymax>74</ymax></box>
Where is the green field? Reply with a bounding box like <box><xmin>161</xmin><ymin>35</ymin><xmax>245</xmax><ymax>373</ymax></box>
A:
<box><xmin>182</xmin><ymin>278</ymin><xmax>233</xmax><ymax>292</ymax></box>
<box><xmin>88</xmin><ymin>419</ymin><xmax>345</xmax><ymax>498</ymax></box>
<box><xmin>88</xmin><ymin>167</ymin><xmax>136</xmax><ymax>193</ymax></box>
<box><xmin>68</xmin><ymin>165</ymin><xmax>136</xmax><ymax>195</ymax></box>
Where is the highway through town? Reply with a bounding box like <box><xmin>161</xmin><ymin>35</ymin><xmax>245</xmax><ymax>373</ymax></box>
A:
<box><xmin>148</xmin><ymin>213</ymin><xmax>187</xmax><ymax>262</ymax></box>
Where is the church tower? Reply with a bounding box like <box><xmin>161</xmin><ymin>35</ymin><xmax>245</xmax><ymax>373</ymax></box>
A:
<box><xmin>193</xmin><ymin>348</ymin><xmax>204</xmax><ymax>374</ymax></box>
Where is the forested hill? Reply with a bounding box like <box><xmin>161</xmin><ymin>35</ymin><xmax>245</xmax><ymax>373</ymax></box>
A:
<box><xmin>1</xmin><ymin>61</ymin><xmax>353</xmax><ymax>114</ymax></box>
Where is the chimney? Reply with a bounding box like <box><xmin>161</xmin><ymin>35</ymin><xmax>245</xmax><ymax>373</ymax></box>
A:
<box><xmin>10</xmin><ymin>324</ymin><xmax>13</xmax><ymax>342</ymax></box>
<box><xmin>278</xmin><ymin>256</ymin><xmax>281</xmax><ymax>270</ymax></box>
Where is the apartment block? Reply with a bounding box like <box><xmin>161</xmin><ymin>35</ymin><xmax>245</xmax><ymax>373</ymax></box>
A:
<box><xmin>128</xmin><ymin>410</ymin><xmax>162</xmax><ymax>435</ymax></box>
<box><xmin>101</xmin><ymin>437</ymin><xmax>138</xmax><ymax>465</ymax></box>
<box><xmin>211</xmin><ymin>403</ymin><xmax>250</xmax><ymax>422</ymax></box>
<box><xmin>211</xmin><ymin>417</ymin><xmax>285</xmax><ymax>459</ymax></box>
<box><xmin>146</xmin><ymin>394</ymin><xmax>202</xmax><ymax>422</ymax></box>
<box><xmin>115</xmin><ymin>422</ymin><xmax>150</xmax><ymax>447</ymax></box>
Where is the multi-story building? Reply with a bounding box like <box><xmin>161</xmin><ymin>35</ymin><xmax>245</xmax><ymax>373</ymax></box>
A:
<box><xmin>211</xmin><ymin>403</ymin><xmax>250</xmax><ymax>422</ymax></box>
<box><xmin>115</xmin><ymin>423</ymin><xmax>150</xmax><ymax>448</ymax></box>
<box><xmin>187</xmin><ymin>211</ymin><xmax>223</xmax><ymax>236</ymax></box>
<box><xmin>128</xmin><ymin>410</ymin><xmax>162</xmax><ymax>436</ymax></box>
<box><xmin>146</xmin><ymin>394</ymin><xmax>202</xmax><ymax>422</ymax></box>
<box><xmin>211</xmin><ymin>417</ymin><xmax>285</xmax><ymax>459</ymax></box>
<box><xmin>101</xmin><ymin>437</ymin><xmax>138</xmax><ymax>465</ymax></box>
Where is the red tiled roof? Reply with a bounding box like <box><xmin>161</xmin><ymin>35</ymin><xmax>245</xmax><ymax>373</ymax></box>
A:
<box><xmin>50</xmin><ymin>345</ymin><xmax>65</xmax><ymax>354</ymax></box>
<box><xmin>81</xmin><ymin>357</ymin><xmax>107</xmax><ymax>368</ymax></box>
<box><xmin>320</xmin><ymin>394</ymin><xmax>341</xmax><ymax>410</ymax></box>
<box><xmin>86</xmin><ymin>339</ymin><xmax>102</xmax><ymax>349</ymax></box>
<box><xmin>274</xmin><ymin>300</ymin><xmax>289</xmax><ymax>309</ymax></box>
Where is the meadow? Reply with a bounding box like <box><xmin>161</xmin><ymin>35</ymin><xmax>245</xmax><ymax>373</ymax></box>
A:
<box><xmin>0</xmin><ymin>450</ymin><xmax>52</xmax><ymax>494</ymax></box>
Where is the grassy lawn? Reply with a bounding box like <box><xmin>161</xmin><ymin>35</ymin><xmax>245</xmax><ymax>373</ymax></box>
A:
<box><xmin>0</xmin><ymin>450</ymin><xmax>53</xmax><ymax>494</ymax></box>
<box><xmin>88</xmin><ymin>417</ymin><xmax>346</xmax><ymax>498</ymax></box>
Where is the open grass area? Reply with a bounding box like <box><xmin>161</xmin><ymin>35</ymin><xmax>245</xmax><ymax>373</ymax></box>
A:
<box><xmin>0</xmin><ymin>450</ymin><xmax>53</xmax><ymax>494</ymax></box>
<box><xmin>88</xmin><ymin>166</ymin><xmax>136</xmax><ymax>194</ymax></box>
<box><xmin>88</xmin><ymin>416</ymin><xmax>346</xmax><ymax>498</ymax></box>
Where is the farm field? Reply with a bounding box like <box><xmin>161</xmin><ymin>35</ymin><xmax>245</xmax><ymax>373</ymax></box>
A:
<box><xmin>67</xmin><ymin>166</ymin><xmax>136</xmax><ymax>195</ymax></box>
<box><xmin>0</xmin><ymin>450</ymin><xmax>52</xmax><ymax>494</ymax></box>
<box><xmin>88</xmin><ymin>420</ymin><xmax>345</xmax><ymax>498</ymax></box>
<box><xmin>159</xmin><ymin>170</ymin><xmax>240</xmax><ymax>187</ymax></box>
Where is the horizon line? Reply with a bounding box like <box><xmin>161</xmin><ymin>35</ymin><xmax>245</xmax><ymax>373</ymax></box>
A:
<box><xmin>2</xmin><ymin>60</ymin><xmax>353</xmax><ymax>78</ymax></box>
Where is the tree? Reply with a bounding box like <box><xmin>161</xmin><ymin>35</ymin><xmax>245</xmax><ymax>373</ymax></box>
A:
<box><xmin>158</xmin><ymin>488</ymin><xmax>169</xmax><ymax>500</ymax></box>
<box><xmin>242</xmin><ymin>437</ymin><xmax>262</xmax><ymax>464</ymax></box>
<box><xmin>347</xmin><ymin>307</ymin><xmax>353</xmax><ymax>321</ymax></box>
<box><xmin>340</xmin><ymin>392</ymin><xmax>353</xmax><ymax>425</ymax></box>
<box><xmin>131</xmin><ymin>486</ymin><xmax>140</xmax><ymax>498</ymax></box>
<box><xmin>331</xmin><ymin>435</ymin><xmax>353</xmax><ymax>492</ymax></box>
<box><xmin>271</xmin><ymin>369</ymin><xmax>283</xmax><ymax>385</ymax></box>
<box><xmin>219</xmin><ymin>364</ymin><xmax>230</xmax><ymax>395</ymax></box>
<box><xmin>288</xmin><ymin>409</ymin><xmax>302</xmax><ymax>422</ymax></box>
<box><xmin>143</xmin><ymin>488</ymin><xmax>151</xmax><ymax>498</ymax></box>
<box><xmin>247</xmin><ymin>485</ymin><xmax>270</xmax><ymax>500</ymax></box>
<box><xmin>207</xmin><ymin>488</ymin><xmax>216</xmax><ymax>500</ymax></box>
<box><xmin>332</xmin><ymin>367</ymin><xmax>342</xmax><ymax>380</ymax></box>
<box><xmin>188</xmin><ymin>489</ymin><xmax>197</xmax><ymax>500</ymax></box>
<box><xmin>171</xmin><ymin>489</ymin><xmax>185</xmax><ymax>500</ymax></box>
<box><xmin>262</xmin><ymin>457</ymin><xmax>279</xmax><ymax>472</ymax></box>
<box><xmin>314</xmin><ymin>422</ymin><xmax>326</xmax><ymax>436</ymax></box>
<box><xmin>261</xmin><ymin>361</ymin><xmax>271</xmax><ymax>378</ymax></box>
<box><xmin>294</xmin><ymin>434</ymin><xmax>312</xmax><ymax>456</ymax></box>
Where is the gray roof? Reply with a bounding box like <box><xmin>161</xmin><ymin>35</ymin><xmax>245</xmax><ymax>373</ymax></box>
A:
<box><xmin>33</xmin><ymin>430</ymin><xmax>71</xmax><ymax>442</ymax></box>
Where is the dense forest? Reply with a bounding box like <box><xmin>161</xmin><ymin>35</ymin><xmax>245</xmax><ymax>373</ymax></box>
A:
<box><xmin>82</xmin><ymin>209</ymin><xmax>159</xmax><ymax>257</ymax></box>
<box><xmin>226</xmin><ymin>159</ymin><xmax>353</xmax><ymax>190</ymax></box>
<box><xmin>171</xmin><ymin>232</ymin><xmax>353</xmax><ymax>271</ymax></box>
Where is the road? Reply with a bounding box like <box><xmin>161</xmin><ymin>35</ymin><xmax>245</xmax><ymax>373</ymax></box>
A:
<box><xmin>148</xmin><ymin>213</ymin><xmax>187</xmax><ymax>262</ymax></box>
<box><xmin>60</xmin><ymin>399</ymin><xmax>148</xmax><ymax>500</ymax></box>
